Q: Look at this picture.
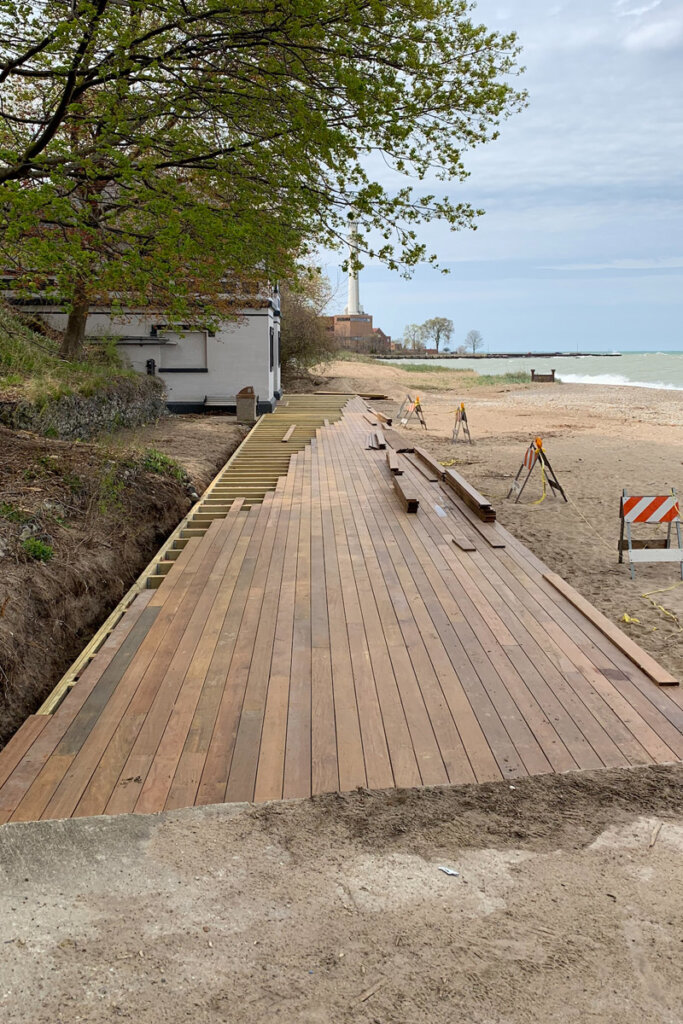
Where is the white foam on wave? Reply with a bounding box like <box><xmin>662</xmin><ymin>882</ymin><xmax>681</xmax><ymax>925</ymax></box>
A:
<box><xmin>556</xmin><ymin>372</ymin><xmax>683</xmax><ymax>391</ymax></box>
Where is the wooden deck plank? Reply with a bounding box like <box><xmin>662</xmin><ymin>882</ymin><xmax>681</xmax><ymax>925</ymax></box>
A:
<box><xmin>339</xmin><ymin>432</ymin><xmax>514</xmax><ymax>782</ymax></box>
<box><xmin>3</xmin><ymin>397</ymin><xmax>683</xmax><ymax>825</ymax></box>
<box><xmin>484</xmin><ymin>536</ymin><xmax>683</xmax><ymax>757</ymax></box>
<box><xmin>282</xmin><ymin>446</ymin><xmax>315</xmax><ymax>798</ymax></box>
<box><xmin>222</xmin><ymin>483</ymin><xmax>291</xmax><ymax>803</ymax></box>
<box><xmin>326</xmin><ymin>430</ymin><xmax>437</xmax><ymax>786</ymax></box>
<box><xmin>137</xmin><ymin>497</ymin><xmax>282</xmax><ymax>813</ymax></box>
<box><xmin>71</xmin><ymin>512</ymin><xmax>250</xmax><ymax>819</ymax></box>
<box><xmin>334</xmin><ymin>435</ymin><xmax>475</xmax><ymax>786</ymax></box>
<box><xmin>391</xmin><ymin>456</ymin><xmax>652</xmax><ymax>771</ymax></box>
<box><xmin>308</xmin><ymin>442</ymin><xmax>339</xmax><ymax>795</ymax></box>
<box><xmin>0</xmin><ymin>716</ymin><xmax>48</xmax><ymax>793</ymax></box>
<box><xmin>315</xmin><ymin>440</ymin><xmax>368</xmax><ymax>794</ymax></box>
<box><xmin>189</xmin><ymin>498</ymin><xmax>278</xmax><ymax>806</ymax></box>
<box><xmin>8</xmin><ymin>598</ymin><xmax>161</xmax><ymax>822</ymax></box>
<box><xmin>40</xmin><ymin>517</ymin><xmax>243</xmax><ymax>820</ymax></box>
<box><xmin>324</xmin><ymin>434</ymin><xmax>397</xmax><ymax>791</ymax></box>
<box><xmin>0</xmin><ymin>591</ymin><xmax>154</xmax><ymax>817</ymax></box>
<box><xmin>253</xmin><ymin>454</ymin><xmax>305</xmax><ymax>801</ymax></box>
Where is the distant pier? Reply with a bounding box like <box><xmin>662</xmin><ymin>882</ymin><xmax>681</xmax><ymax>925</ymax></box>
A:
<box><xmin>375</xmin><ymin>351</ymin><xmax>621</xmax><ymax>360</ymax></box>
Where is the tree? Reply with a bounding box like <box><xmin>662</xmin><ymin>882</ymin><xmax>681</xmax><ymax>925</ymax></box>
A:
<box><xmin>279</xmin><ymin>273</ymin><xmax>336</xmax><ymax>378</ymax></box>
<box><xmin>465</xmin><ymin>330</ymin><xmax>484</xmax><ymax>354</ymax></box>
<box><xmin>422</xmin><ymin>317</ymin><xmax>453</xmax><ymax>353</ymax></box>
<box><xmin>403</xmin><ymin>324</ymin><xmax>426</xmax><ymax>351</ymax></box>
<box><xmin>0</xmin><ymin>1</ymin><xmax>526</xmax><ymax>359</ymax></box>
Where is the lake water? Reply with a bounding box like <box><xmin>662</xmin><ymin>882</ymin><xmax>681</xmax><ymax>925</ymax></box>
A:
<box><xmin>385</xmin><ymin>352</ymin><xmax>683</xmax><ymax>391</ymax></box>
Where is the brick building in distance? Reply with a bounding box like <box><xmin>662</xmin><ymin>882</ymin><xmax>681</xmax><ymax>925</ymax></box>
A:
<box><xmin>322</xmin><ymin>312</ymin><xmax>391</xmax><ymax>354</ymax></box>
<box><xmin>323</xmin><ymin>223</ymin><xmax>392</xmax><ymax>354</ymax></box>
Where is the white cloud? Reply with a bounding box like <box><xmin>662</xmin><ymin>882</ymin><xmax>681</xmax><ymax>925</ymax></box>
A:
<box><xmin>614</xmin><ymin>1</ymin><xmax>663</xmax><ymax>17</ymax></box>
<box><xmin>622</xmin><ymin>16</ymin><xmax>683</xmax><ymax>49</ymax></box>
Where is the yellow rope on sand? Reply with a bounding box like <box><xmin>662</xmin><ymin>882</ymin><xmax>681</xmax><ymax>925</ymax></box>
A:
<box><xmin>640</xmin><ymin>581</ymin><xmax>683</xmax><ymax>630</ymax></box>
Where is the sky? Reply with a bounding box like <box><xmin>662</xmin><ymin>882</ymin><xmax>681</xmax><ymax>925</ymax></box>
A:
<box><xmin>322</xmin><ymin>0</ymin><xmax>683</xmax><ymax>353</ymax></box>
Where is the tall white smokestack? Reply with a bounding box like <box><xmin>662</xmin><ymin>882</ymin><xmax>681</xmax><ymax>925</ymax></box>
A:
<box><xmin>344</xmin><ymin>219</ymin><xmax>363</xmax><ymax>315</ymax></box>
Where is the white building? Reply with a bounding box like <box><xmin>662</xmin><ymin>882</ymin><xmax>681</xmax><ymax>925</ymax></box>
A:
<box><xmin>16</xmin><ymin>289</ymin><xmax>281</xmax><ymax>414</ymax></box>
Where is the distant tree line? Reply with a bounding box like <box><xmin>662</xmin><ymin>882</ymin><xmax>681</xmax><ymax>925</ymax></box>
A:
<box><xmin>401</xmin><ymin>321</ymin><xmax>484</xmax><ymax>354</ymax></box>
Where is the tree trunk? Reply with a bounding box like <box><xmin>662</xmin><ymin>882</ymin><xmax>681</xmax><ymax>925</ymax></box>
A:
<box><xmin>59</xmin><ymin>280</ymin><xmax>90</xmax><ymax>361</ymax></box>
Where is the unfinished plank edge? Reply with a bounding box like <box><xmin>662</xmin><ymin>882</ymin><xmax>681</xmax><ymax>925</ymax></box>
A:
<box><xmin>443</xmin><ymin>467</ymin><xmax>496</xmax><ymax>522</ymax></box>
<box><xmin>386</xmin><ymin>450</ymin><xmax>402</xmax><ymax>475</ymax></box>
<box><xmin>448</xmin><ymin>532</ymin><xmax>476</xmax><ymax>552</ymax></box>
<box><xmin>543</xmin><ymin>571</ymin><xmax>678</xmax><ymax>686</ymax></box>
<box><xmin>393</xmin><ymin>475</ymin><xmax>419</xmax><ymax>513</ymax></box>
<box><xmin>366</xmin><ymin>406</ymin><xmax>393</xmax><ymax>426</ymax></box>
<box><xmin>413</xmin><ymin>446</ymin><xmax>445</xmax><ymax>481</ymax></box>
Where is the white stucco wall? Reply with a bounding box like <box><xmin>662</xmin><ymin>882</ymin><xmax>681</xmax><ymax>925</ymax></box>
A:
<box><xmin>23</xmin><ymin>299</ymin><xmax>281</xmax><ymax>410</ymax></box>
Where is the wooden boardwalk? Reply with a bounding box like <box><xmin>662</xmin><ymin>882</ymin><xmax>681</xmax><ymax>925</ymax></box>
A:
<box><xmin>2</xmin><ymin>396</ymin><xmax>682</xmax><ymax>822</ymax></box>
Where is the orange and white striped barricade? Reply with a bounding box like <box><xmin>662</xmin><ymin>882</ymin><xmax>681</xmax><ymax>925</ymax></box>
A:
<box><xmin>619</xmin><ymin>489</ymin><xmax>683</xmax><ymax>580</ymax></box>
<box><xmin>452</xmin><ymin>402</ymin><xmax>472</xmax><ymax>443</ymax></box>
<box><xmin>507</xmin><ymin>436</ymin><xmax>567</xmax><ymax>504</ymax></box>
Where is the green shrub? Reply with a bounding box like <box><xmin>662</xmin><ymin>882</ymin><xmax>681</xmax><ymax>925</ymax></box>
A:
<box><xmin>22</xmin><ymin>537</ymin><xmax>53</xmax><ymax>561</ymax></box>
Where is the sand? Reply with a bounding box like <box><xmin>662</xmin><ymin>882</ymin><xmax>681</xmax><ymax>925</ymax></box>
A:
<box><xmin>1</xmin><ymin>765</ymin><xmax>682</xmax><ymax>1024</ymax></box>
<box><xmin>319</xmin><ymin>359</ymin><xmax>683</xmax><ymax>681</ymax></box>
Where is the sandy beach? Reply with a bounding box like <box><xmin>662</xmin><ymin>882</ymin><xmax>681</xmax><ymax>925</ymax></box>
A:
<box><xmin>317</xmin><ymin>358</ymin><xmax>683</xmax><ymax>681</ymax></box>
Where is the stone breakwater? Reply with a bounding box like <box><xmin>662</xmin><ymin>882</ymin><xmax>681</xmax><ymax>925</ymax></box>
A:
<box><xmin>0</xmin><ymin>375</ymin><xmax>167</xmax><ymax>440</ymax></box>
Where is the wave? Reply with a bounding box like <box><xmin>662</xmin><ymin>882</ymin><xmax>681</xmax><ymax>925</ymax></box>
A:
<box><xmin>556</xmin><ymin>372</ymin><xmax>683</xmax><ymax>391</ymax></box>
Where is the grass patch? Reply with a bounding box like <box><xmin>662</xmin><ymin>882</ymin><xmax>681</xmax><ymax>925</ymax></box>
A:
<box><xmin>141</xmin><ymin>448</ymin><xmax>185</xmax><ymax>481</ymax></box>
<box><xmin>22</xmin><ymin>537</ymin><xmax>53</xmax><ymax>562</ymax></box>
<box><xmin>0</xmin><ymin>302</ymin><xmax>138</xmax><ymax>404</ymax></box>
<box><xmin>401</xmin><ymin>362</ymin><xmax>462</xmax><ymax>374</ymax></box>
<box><xmin>98</xmin><ymin>465</ymin><xmax>126</xmax><ymax>514</ymax></box>
<box><xmin>0</xmin><ymin>501</ymin><xmax>31</xmax><ymax>524</ymax></box>
<box><xmin>467</xmin><ymin>371</ymin><xmax>530</xmax><ymax>386</ymax></box>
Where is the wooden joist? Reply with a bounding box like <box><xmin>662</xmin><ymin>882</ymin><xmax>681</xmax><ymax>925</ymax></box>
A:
<box><xmin>384</xmin><ymin>428</ymin><xmax>415</xmax><ymax>453</ymax></box>
<box><xmin>386</xmin><ymin>449</ymin><xmax>402</xmax><ymax>475</ymax></box>
<box><xmin>393</xmin><ymin>474</ymin><xmax>419</xmax><ymax>513</ymax></box>
<box><xmin>443</xmin><ymin>468</ymin><xmax>496</xmax><ymax>522</ymax></box>
<box><xmin>282</xmin><ymin>425</ymin><xmax>296</xmax><ymax>442</ymax></box>
<box><xmin>543</xmin><ymin>572</ymin><xmax>679</xmax><ymax>686</ymax></box>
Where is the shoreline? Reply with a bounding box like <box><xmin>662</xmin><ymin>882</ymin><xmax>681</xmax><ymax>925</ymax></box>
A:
<box><xmin>377</xmin><ymin>351</ymin><xmax>621</xmax><ymax>360</ymax></box>
<box><xmin>374</xmin><ymin>353</ymin><xmax>683</xmax><ymax>394</ymax></box>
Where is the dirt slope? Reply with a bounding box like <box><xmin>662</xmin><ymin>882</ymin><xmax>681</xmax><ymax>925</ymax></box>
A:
<box><xmin>0</xmin><ymin>415</ymin><xmax>245</xmax><ymax>746</ymax></box>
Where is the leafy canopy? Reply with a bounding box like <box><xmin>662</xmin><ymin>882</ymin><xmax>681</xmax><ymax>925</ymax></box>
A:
<box><xmin>0</xmin><ymin>1</ymin><xmax>526</xmax><ymax>331</ymax></box>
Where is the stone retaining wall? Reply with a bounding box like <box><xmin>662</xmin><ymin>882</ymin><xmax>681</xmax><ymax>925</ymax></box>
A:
<box><xmin>0</xmin><ymin>375</ymin><xmax>167</xmax><ymax>440</ymax></box>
